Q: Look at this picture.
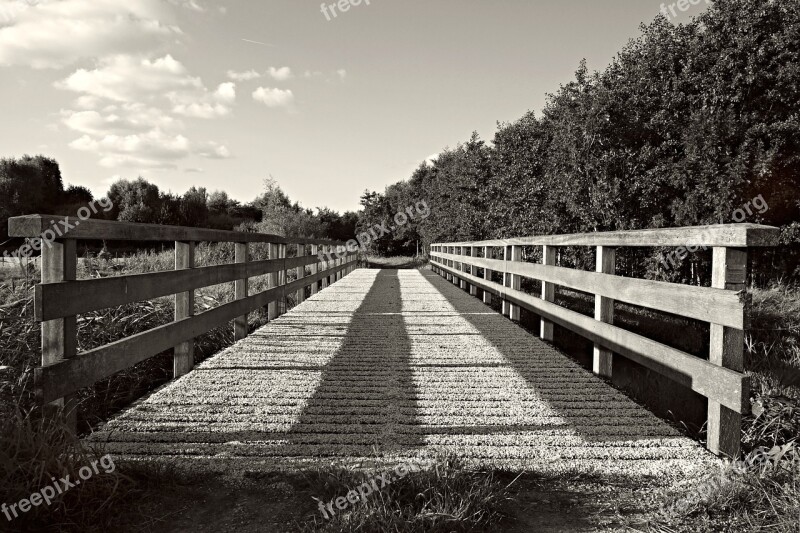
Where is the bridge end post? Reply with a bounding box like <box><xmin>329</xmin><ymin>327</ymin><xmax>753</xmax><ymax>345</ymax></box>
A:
<box><xmin>40</xmin><ymin>238</ymin><xmax>78</xmax><ymax>434</ymax></box>
<box><xmin>540</xmin><ymin>245</ymin><xmax>556</xmax><ymax>341</ymax></box>
<box><xmin>234</xmin><ymin>243</ymin><xmax>249</xmax><ymax>341</ymax></box>
<box><xmin>707</xmin><ymin>246</ymin><xmax>747</xmax><ymax>458</ymax></box>
<box><xmin>593</xmin><ymin>246</ymin><xmax>615</xmax><ymax>377</ymax></box>
<box><xmin>174</xmin><ymin>241</ymin><xmax>195</xmax><ymax>377</ymax></box>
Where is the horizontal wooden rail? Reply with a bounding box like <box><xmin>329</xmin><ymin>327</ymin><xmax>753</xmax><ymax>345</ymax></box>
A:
<box><xmin>433</xmin><ymin>252</ymin><xmax>746</xmax><ymax>329</ymax></box>
<box><xmin>6</xmin><ymin>215</ymin><xmax>358</xmax><ymax>433</ymax></box>
<box><xmin>36</xmin><ymin>258</ymin><xmax>355</xmax><ymax>403</ymax></box>
<box><xmin>431</xmin><ymin>223</ymin><xmax>780</xmax><ymax>459</ymax></box>
<box><xmin>433</xmin><ymin>223</ymin><xmax>780</xmax><ymax>248</ymax></box>
<box><xmin>34</xmin><ymin>255</ymin><xmax>322</xmax><ymax>321</ymax></box>
<box><xmin>9</xmin><ymin>214</ymin><xmax>344</xmax><ymax>245</ymax></box>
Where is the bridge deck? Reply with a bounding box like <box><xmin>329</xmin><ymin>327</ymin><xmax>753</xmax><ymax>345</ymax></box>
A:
<box><xmin>92</xmin><ymin>269</ymin><xmax>716</xmax><ymax>478</ymax></box>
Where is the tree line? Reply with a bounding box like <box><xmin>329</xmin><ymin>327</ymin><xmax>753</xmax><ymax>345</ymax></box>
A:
<box><xmin>357</xmin><ymin>0</ymin><xmax>800</xmax><ymax>282</ymax></box>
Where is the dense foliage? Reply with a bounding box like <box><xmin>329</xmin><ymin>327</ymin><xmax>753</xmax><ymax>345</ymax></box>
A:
<box><xmin>360</xmin><ymin>0</ymin><xmax>800</xmax><ymax>280</ymax></box>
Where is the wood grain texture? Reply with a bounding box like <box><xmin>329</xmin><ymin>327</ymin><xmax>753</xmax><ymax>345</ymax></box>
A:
<box><xmin>234</xmin><ymin>243</ymin><xmax>249</xmax><ymax>341</ymax></box>
<box><xmin>174</xmin><ymin>241</ymin><xmax>195</xmax><ymax>377</ymax></box>
<box><xmin>432</xmin><ymin>223</ymin><xmax>780</xmax><ymax>248</ymax></box>
<box><xmin>593</xmin><ymin>246</ymin><xmax>615</xmax><ymax>378</ymax></box>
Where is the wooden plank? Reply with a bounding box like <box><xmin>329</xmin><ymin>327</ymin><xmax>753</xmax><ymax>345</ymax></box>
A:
<box><xmin>173</xmin><ymin>242</ymin><xmax>195</xmax><ymax>377</ymax></box>
<box><xmin>541</xmin><ymin>245</ymin><xmax>556</xmax><ymax>341</ymax></box>
<box><xmin>433</xmin><ymin>262</ymin><xmax>747</xmax><ymax>412</ymax></box>
<box><xmin>296</xmin><ymin>244</ymin><xmax>306</xmax><ymax>304</ymax></box>
<box><xmin>9</xmin><ymin>214</ymin><xmax>345</xmax><ymax>246</ymax></box>
<box><xmin>234</xmin><ymin>243</ymin><xmax>248</xmax><ymax>341</ymax></box>
<box><xmin>35</xmin><ymin>257</ymin><xmax>306</xmax><ymax>321</ymax></box>
<box><xmin>469</xmin><ymin>247</ymin><xmax>479</xmax><ymax>296</ymax></box>
<box><xmin>430</xmin><ymin>251</ymin><xmax>745</xmax><ymax>329</ymax></box>
<box><xmin>40</xmin><ymin>239</ymin><xmax>78</xmax><ymax>432</ymax></box>
<box><xmin>431</xmin><ymin>223</ymin><xmax>780</xmax><ymax>248</ymax></box>
<box><xmin>707</xmin><ymin>247</ymin><xmax>747</xmax><ymax>458</ymax></box>
<box><xmin>594</xmin><ymin>246</ymin><xmax>615</xmax><ymax>377</ymax></box>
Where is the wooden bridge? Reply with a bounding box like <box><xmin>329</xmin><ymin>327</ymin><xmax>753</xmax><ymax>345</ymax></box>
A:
<box><xmin>8</xmin><ymin>216</ymin><xmax>781</xmax><ymax>477</ymax></box>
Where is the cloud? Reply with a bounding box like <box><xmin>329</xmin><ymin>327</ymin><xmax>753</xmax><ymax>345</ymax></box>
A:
<box><xmin>196</xmin><ymin>142</ymin><xmax>231</xmax><ymax>159</ymax></box>
<box><xmin>336</xmin><ymin>69</ymin><xmax>347</xmax><ymax>81</ymax></box>
<box><xmin>69</xmin><ymin>129</ymin><xmax>191</xmax><ymax>169</ymax></box>
<box><xmin>58</xmin><ymin>55</ymin><xmax>202</xmax><ymax>103</ymax></box>
<box><xmin>0</xmin><ymin>0</ymin><xmax>181</xmax><ymax>69</ymax></box>
<box><xmin>61</xmin><ymin>104</ymin><xmax>182</xmax><ymax>136</ymax></box>
<box><xmin>166</xmin><ymin>0</ymin><xmax>205</xmax><ymax>12</ymax></box>
<box><xmin>214</xmin><ymin>82</ymin><xmax>236</xmax><ymax>104</ymax></box>
<box><xmin>184</xmin><ymin>167</ymin><xmax>204</xmax><ymax>173</ymax></box>
<box><xmin>227</xmin><ymin>69</ymin><xmax>261</xmax><ymax>81</ymax></box>
<box><xmin>252</xmin><ymin>87</ymin><xmax>294</xmax><ymax>108</ymax></box>
<box><xmin>267</xmin><ymin>66</ymin><xmax>293</xmax><ymax>81</ymax></box>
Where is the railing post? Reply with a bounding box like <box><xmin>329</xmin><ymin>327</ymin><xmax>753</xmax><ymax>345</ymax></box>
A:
<box><xmin>502</xmin><ymin>245</ymin><xmax>511</xmax><ymax>316</ymax></box>
<box><xmin>296</xmin><ymin>244</ymin><xmax>306</xmax><ymax>305</ymax></box>
<box><xmin>234</xmin><ymin>242</ymin><xmax>249</xmax><ymax>341</ymax></box>
<box><xmin>593</xmin><ymin>246</ymin><xmax>615</xmax><ymax>377</ymax></box>
<box><xmin>41</xmin><ymin>238</ymin><xmax>78</xmax><ymax>433</ymax></box>
<box><xmin>268</xmin><ymin>243</ymin><xmax>279</xmax><ymax>320</ymax></box>
<box><xmin>174</xmin><ymin>241</ymin><xmax>195</xmax><ymax>377</ymax></box>
<box><xmin>310</xmin><ymin>245</ymin><xmax>319</xmax><ymax>295</ymax></box>
<box><xmin>279</xmin><ymin>243</ymin><xmax>287</xmax><ymax>314</ymax></box>
<box><xmin>483</xmin><ymin>246</ymin><xmax>493</xmax><ymax>305</ymax></box>
<box><xmin>321</xmin><ymin>246</ymin><xmax>329</xmax><ymax>289</ymax></box>
<box><xmin>460</xmin><ymin>246</ymin><xmax>468</xmax><ymax>290</ymax></box>
<box><xmin>509</xmin><ymin>245</ymin><xmax>522</xmax><ymax>321</ymax></box>
<box><xmin>469</xmin><ymin>246</ymin><xmax>478</xmax><ymax>296</ymax></box>
<box><xmin>541</xmin><ymin>245</ymin><xmax>556</xmax><ymax>341</ymax></box>
<box><xmin>708</xmin><ymin>246</ymin><xmax>747</xmax><ymax>458</ymax></box>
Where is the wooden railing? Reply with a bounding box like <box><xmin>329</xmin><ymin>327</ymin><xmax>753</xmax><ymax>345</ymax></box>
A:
<box><xmin>8</xmin><ymin>215</ymin><xmax>357</xmax><ymax>431</ymax></box>
<box><xmin>431</xmin><ymin>224</ymin><xmax>781</xmax><ymax>458</ymax></box>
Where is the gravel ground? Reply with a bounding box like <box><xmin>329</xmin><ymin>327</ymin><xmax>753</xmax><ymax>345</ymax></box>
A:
<box><xmin>90</xmin><ymin>268</ymin><xmax>718</xmax><ymax>482</ymax></box>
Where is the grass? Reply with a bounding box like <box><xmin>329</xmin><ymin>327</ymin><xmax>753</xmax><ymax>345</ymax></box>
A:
<box><xmin>297</xmin><ymin>457</ymin><xmax>516</xmax><ymax>532</ymax></box>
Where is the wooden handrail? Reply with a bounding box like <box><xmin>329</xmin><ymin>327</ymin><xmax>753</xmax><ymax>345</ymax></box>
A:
<box><xmin>430</xmin><ymin>223</ymin><xmax>780</xmax><ymax>459</ymax></box>
<box><xmin>6</xmin><ymin>216</ymin><xmax>356</xmax><ymax>432</ymax></box>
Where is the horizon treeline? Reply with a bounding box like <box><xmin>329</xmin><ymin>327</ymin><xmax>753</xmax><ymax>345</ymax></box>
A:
<box><xmin>0</xmin><ymin>156</ymin><xmax>358</xmax><ymax>248</ymax></box>
<box><xmin>357</xmin><ymin>0</ymin><xmax>800</xmax><ymax>281</ymax></box>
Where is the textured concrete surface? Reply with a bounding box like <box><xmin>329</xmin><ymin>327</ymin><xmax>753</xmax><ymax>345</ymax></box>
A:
<box><xmin>91</xmin><ymin>268</ymin><xmax>717</xmax><ymax>479</ymax></box>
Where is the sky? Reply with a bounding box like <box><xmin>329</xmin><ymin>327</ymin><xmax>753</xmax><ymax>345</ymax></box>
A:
<box><xmin>0</xmin><ymin>0</ymin><xmax>710</xmax><ymax>213</ymax></box>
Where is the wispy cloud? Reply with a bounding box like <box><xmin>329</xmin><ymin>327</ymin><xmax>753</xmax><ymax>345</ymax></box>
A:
<box><xmin>227</xmin><ymin>69</ymin><xmax>261</xmax><ymax>81</ymax></box>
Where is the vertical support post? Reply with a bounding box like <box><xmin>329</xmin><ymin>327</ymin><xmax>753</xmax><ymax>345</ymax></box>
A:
<box><xmin>296</xmin><ymin>244</ymin><xmax>306</xmax><ymax>305</ymax></box>
<box><xmin>708</xmin><ymin>247</ymin><xmax>747</xmax><ymax>458</ymax></box>
<box><xmin>268</xmin><ymin>243</ymin><xmax>279</xmax><ymax>320</ymax></box>
<box><xmin>311</xmin><ymin>244</ymin><xmax>319</xmax><ymax>295</ymax></box>
<box><xmin>174</xmin><ymin>241</ymin><xmax>195</xmax><ymax>377</ymax></box>
<box><xmin>509</xmin><ymin>245</ymin><xmax>522</xmax><ymax>321</ymax></box>
<box><xmin>593</xmin><ymin>246</ymin><xmax>615</xmax><ymax>377</ymax></box>
<box><xmin>460</xmin><ymin>246</ymin><xmax>467</xmax><ymax>290</ymax></box>
<box><xmin>279</xmin><ymin>243</ymin><xmax>287</xmax><ymax>314</ymax></box>
<box><xmin>483</xmin><ymin>246</ymin><xmax>493</xmax><ymax>305</ymax></box>
<box><xmin>502</xmin><ymin>245</ymin><xmax>511</xmax><ymax>316</ymax></box>
<box><xmin>234</xmin><ymin>242</ymin><xmax>249</xmax><ymax>341</ymax></box>
<box><xmin>321</xmin><ymin>245</ymin><xmax>329</xmax><ymax>289</ymax></box>
<box><xmin>469</xmin><ymin>246</ymin><xmax>478</xmax><ymax>296</ymax></box>
<box><xmin>541</xmin><ymin>245</ymin><xmax>556</xmax><ymax>341</ymax></box>
<box><xmin>41</xmin><ymin>239</ymin><xmax>78</xmax><ymax>433</ymax></box>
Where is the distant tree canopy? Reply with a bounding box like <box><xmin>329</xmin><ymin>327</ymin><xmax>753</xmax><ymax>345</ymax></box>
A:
<box><xmin>359</xmin><ymin>0</ymin><xmax>800</xmax><ymax>278</ymax></box>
